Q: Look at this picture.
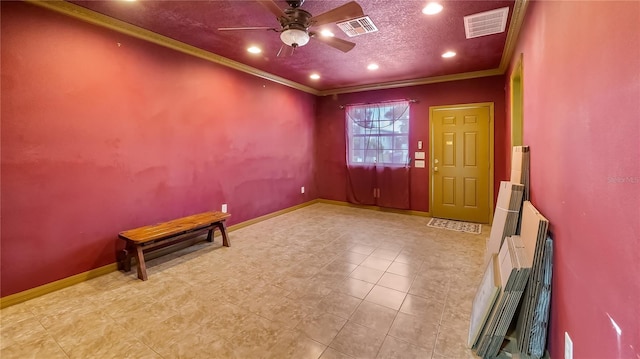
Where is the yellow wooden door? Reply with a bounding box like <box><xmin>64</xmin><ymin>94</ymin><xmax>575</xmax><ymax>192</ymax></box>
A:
<box><xmin>430</xmin><ymin>103</ymin><xmax>493</xmax><ymax>223</ymax></box>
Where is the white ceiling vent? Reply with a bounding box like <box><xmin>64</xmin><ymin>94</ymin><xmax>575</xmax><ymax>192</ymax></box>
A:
<box><xmin>336</xmin><ymin>16</ymin><xmax>378</xmax><ymax>37</ymax></box>
<box><xmin>464</xmin><ymin>7</ymin><xmax>509</xmax><ymax>39</ymax></box>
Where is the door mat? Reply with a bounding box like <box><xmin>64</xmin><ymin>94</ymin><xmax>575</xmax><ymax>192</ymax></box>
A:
<box><xmin>427</xmin><ymin>218</ymin><xmax>482</xmax><ymax>234</ymax></box>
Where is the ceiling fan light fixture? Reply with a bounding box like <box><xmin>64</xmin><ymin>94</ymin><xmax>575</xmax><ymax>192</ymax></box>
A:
<box><xmin>280</xmin><ymin>29</ymin><xmax>310</xmax><ymax>47</ymax></box>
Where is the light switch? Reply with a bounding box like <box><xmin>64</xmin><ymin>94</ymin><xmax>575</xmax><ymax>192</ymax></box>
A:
<box><xmin>417</xmin><ymin>140</ymin><xmax>423</xmax><ymax>150</ymax></box>
<box><xmin>414</xmin><ymin>160</ymin><xmax>425</xmax><ymax>168</ymax></box>
<box><xmin>415</xmin><ymin>151</ymin><xmax>425</xmax><ymax>160</ymax></box>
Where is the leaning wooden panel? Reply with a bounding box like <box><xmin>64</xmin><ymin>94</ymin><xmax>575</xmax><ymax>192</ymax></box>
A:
<box><xmin>517</xmin><ymin>203</ymin><xmax>549</xmax><ymax>355</ymax></box>
<box><xmin>510</xmin><ymin>145</ymin><xmax>530</xmax><ymax>200</ymax></box>
<box><xmin>483</xmin><ymin>236</ymin><xmax>532</xmax><ymax>358</ymax></box>
<box><xmin>468</xmin><ymin>254</ymin><xmax>501</xmax><ymax>348</ymax></box>
<box><xmin>475</xmin><ymin>238</ymin><xmax>516</xmax><ymax>357</ymax></box>
<box><xmin>485</xmin><ymin>181</ymin><xmax>524</xmax><ymax>264</ymax></box>
<box><xmin>519</xmin><ymin>201</ymin><xmax>544</xmax><ymax>264</ymax></box>
<box><xmin>529</xmin><ymin>236</ymin><xmax>554</xmax><ymax>357</ymax></box>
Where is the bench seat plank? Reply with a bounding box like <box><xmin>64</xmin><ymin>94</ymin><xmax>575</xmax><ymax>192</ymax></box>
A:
<box><xmin>119</xmin><ymin>212</ymin><xmax>230</xmax><ymax>243</ymax></box>
<box><xmin>118</xmin><ymin>211</ymin><xmax>230</xmax><ymax>280</ymax></box>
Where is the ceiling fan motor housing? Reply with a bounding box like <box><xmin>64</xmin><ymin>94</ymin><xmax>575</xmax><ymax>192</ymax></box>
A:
<box><xmin>280</xmin><ymin>8</ymin><xmax>312</xmax><ymax>47</ymax></box>
<box><xmin>280</xmin><ymin>8</ymin><xmax>312</xmax><ymax>28</ymax></box>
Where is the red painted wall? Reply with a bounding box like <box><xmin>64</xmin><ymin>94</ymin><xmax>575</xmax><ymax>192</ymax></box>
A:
<box><xmin>506</xmin><ymin>1</ymin><xmax>640</xmax><ymax>358</ymax></box>
<box><xmin>315</xmin><ymin>77</ymin><xmax>508</xmax><ymax>213</ymax></box>
<box><xmin>1</xmin><ymin>2</ymin><xmax>316</xmax><ymax>297</ymax></box>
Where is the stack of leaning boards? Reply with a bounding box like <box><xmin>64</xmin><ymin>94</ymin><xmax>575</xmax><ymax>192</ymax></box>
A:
<box><xmin>467</xmin><ymin>254</ymin><xmax>501</xmax><ymax>349</ymax></box>
<box><xmin>475</xmin><ymin>235</ymin><xmax>531</xmax><ymax>358</ymax></box>
<box><xmin>516</xmin><ymin>203</ymin><xmax>551</xmax><ymax>357</ymax></box>
<box><xmin>485</xmin><ymin>181</ymin><xmax>525</xmax><ymax>265</ymax></box>
<box><xmin>474</xmin><ymin>201</ymin><xmax>548</xmax><ymax>358</ymax></box>
<box><xmin>528</xmin><ymin>236</ymin><xmax>553</xmax><ymax>358</ymax></box>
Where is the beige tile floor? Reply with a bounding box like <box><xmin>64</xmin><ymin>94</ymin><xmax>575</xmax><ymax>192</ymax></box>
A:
<box><xmin>0</xmin><ymin>203</ymin><xmax>488</xmax><ymax>359</ymax></box>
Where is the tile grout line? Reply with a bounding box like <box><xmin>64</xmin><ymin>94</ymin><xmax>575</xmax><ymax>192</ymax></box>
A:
<box><xmin>371</xmin><ymin>248</ymin><xmax>423</xmax><ymax>359</ymax></box>
<box><xmin>430</xmin><ymin>277</ymin><xmax>452</xmax><ymax>359</ymax></box>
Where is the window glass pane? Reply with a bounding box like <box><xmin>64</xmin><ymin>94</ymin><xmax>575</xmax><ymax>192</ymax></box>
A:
<box><xmin>394</xmin><ymin>119</ymin><xmax>409</xmax><ymax>134</ymax></box>
<box><xmin>378</xmin><ymin>136</ymin><xmax>392</xmax><ymax>151</ymax></box>
<box><xmin>369</xmin><ymin>136</ymin><xmax>381</xmax><ymax>151</ymax></box>
<box><xmin>351</xmin><ymin>122</ymin><xmax>367</xmax><ymax>135</ymax></box>
<box><xmin>393</xmin><ymin>136</ymin><xmax>408</xmax><ymax>150</ymax></box>
<box><xmin>380</xmin><ymin>150</ymin><xmax>394</xmax><ymax>164</ymax></box>
<box><xmin>352</xmin><ymin>137</ymin><xmax>365</xmax><ymax>151</ymax></box>
<box><xmin>351</xmin><ymin>150</ymin><xmax>364</xmax><ymax>163</ymax></box>
<box><xmin>364</xmin><ymin>149</ymin><xmax>378</xmax><ymax>164</ymax></box>
<box><xmin>395</xmin><ymin>150</ymin><xmax>409</xmax><ymax>164</ymax></box>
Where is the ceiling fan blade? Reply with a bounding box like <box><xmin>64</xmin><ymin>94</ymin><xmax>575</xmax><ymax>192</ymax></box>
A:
<box><xmin>257</xmin><ymin>0</ymin><xmax>286</xmax><ymax>19</ymax></box>
<box><xmin>310</xmin><ymin>33</ymin><xmax>356</xmax><ymax>53</ymax></box>
<box><xmin>310</xmin><ymin>1</ymin><xmax>364</xmax><ymax>27</ymax></box>
<box><xmin>218</xmin><ymin>27</ymin><xmax>277</xmax><ymax>31</ymax></box>
<box><xmin>277</xmin><ymin>44</ymin><xmax>295</xmax><ymax>57</ymax></box>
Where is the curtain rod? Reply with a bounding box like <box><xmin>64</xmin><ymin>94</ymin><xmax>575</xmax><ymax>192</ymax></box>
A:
<box><xmin>339</xmin><ymin>98</ymin><xmax>418</xmax><ymax>110</ymax></box>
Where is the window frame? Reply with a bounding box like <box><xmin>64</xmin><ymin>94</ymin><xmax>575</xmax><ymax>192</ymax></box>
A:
<box><xmin>346</xmin><ymin>101</ymin><xmax>410</xmax><ymax>167</ymax></box>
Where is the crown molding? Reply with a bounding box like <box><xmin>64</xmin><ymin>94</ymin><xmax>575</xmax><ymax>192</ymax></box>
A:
<box><xmin>26</xmin><ymin>0</ymin><xmax>321</xmax><ymax>95</ymax></box>
<box><xmin>317</xmin><ymin>68</ymin><xmax>504</xmax><ymax>96</ymax></box>
<box><xmin>499</xmin><ymin>0</ymin><xmax>530</xmax><ymax>73</ymax></box>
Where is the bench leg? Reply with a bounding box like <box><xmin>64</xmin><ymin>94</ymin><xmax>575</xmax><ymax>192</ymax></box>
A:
<box><xmin>133</xmin><ymin>245</ymin><xmax>148</xmax><ymax>281</ymax></box>
<box><xmin>217</xmin><ymin>221</ymin><xmax>230</xmax><ymax>247</ymax></box>
<box><xmin>117</xmin><ymin>248</ymin><xmax>131</xmax><ymax>272</ymax></box>
<box><xmin>206</xmin><ymin>227</ymin><xmax>214</xmax><ymax>242</ymax></box>
<box><xmin>119</xmin><ymin>241</ymin><xmax>134</xmax><ymax>272</ymax></box>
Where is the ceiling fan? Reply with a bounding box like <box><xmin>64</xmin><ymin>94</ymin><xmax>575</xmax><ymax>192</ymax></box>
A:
<box><xmin>218</xmin><ymin>0</ymin><xmax>364</xmax><ymax>57</ymax></box>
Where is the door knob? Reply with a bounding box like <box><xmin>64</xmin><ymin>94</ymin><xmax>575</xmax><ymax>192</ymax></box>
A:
<box><xmin>434</xmin><ymin>166</ymin><xmax>439</xmax><ymax>172</ymax></box>
<box><xmin>434</xmin><ymin>159</ymin><xmax>439</xmax><ymax>164</ymax></box>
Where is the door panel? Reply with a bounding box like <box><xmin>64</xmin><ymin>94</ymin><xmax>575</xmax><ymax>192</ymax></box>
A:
<box><xmin>464</xmin><ymin>177</ymin><xmax>477</xmax><ymax>207</ymax></box>
<box><xmin>464</xmin><ymin>132</ymin><xmax>477</xmax><ymax>166</ymax></box>
<box><xmin>443</xmin><ymin>133</ymin><xmax>456</xmax><ymax>166</ymax></box>
<box><xmin>431</xmin><ymin>104</ymin><xmax>492</xmax><ymax>223</ymax></box>
<box><xmin>443</xmin><ymin>177</ymin><xmax>456</xmax><ymax>205</ymax></box>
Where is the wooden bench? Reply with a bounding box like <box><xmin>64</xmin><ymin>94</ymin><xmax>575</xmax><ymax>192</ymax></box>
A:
<box><xmin>118</xmin><ymin>211</ymin><xmax>231</xmax><ymax>280</ymax></box>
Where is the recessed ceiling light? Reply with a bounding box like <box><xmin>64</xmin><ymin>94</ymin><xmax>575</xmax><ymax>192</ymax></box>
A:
<box><xmin>367</xmin><ymin>63</ymin><xmax>379</xmax><ymax>71</ymax></box>
<box><xmin>247</xmin><ymin>46</ymin><xmax>262</xmax><ymax>54</ymax></box>
<box><xmin>310</xmin><ymin>73</ymin><xmax>320</xmax><ymax>80</ymax></box>
<box><xmin>442</xmin><ymin>51</ymin><xmax>456</xmax><ymax>58</ymax></box>
<box><xmin>422</xmin><ymin>2</ymin><xmax>443</xmax><ymax>15</ymax></box>
<box><xmin>320</xmin><ymin>29</ymin><xmax>335</xmax><ymax>37</ymax></box>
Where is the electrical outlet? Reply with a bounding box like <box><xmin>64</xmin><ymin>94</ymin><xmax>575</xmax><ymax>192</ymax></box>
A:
<box><xmin>565</xmin><ymin>332</ymin><xmax>573</xmax><ymax>359</ymax></box>
<box><xmin>301</xmin><ymin>186</ymin><xmax>305</xmax><ymax>194</ymax></box>
<box><xmin>221</xmin><ymin>204</ymin><xmax>227</xmax><ymax>213</ymax></box>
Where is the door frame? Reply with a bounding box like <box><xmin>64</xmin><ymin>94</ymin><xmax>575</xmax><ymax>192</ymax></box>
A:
<box><xmin>510</xmin><ymin>53</ymin><xmax>524</xmax><ymax>147</ymax></box>
<box><xmin>429</xmin><ymin>102</ymin><xmax>495</xmax><ymax>224</ymax></box>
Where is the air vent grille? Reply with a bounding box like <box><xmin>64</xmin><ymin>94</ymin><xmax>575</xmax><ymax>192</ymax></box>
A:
<box><xmin>464</xmin><ymin>7</ymin><xmax>509</xmax><ymax>39</ymax></box>
<box><xmin>337</xmin><ymin>16</ymin><xmax>378</xmax><ymax>37</ymax></box>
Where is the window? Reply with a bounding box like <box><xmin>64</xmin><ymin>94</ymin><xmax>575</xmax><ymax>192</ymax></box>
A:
<box><xmin>346</xmin><ymin>100</ymin><xmax>410</xmax><ymax>166</ymax></box>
